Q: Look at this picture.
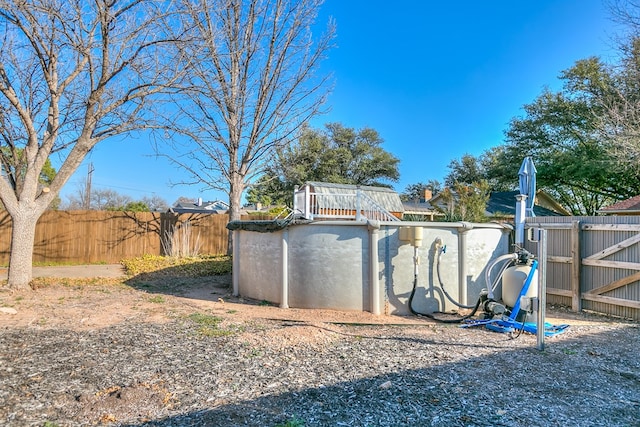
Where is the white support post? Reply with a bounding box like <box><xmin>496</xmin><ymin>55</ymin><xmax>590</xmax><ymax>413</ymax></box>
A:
<box><xmin>305</xmin><ymin>185</ymin><xmax>311</xmax><ymax>220</ymax></box>
<box><xmin>356</xmin><ymin>187</ymin><xmax>362</xmax><ymax>221</ymax></box>
<box><xmin>458</xmin><ymin>230</ymin><xmax>467</xmax><ymax>305</ymax></box>
<box><xmin>369</xmin><ymin>222</ymin><xmax>380</xmax><ymax>315</ymax></box>
<box><xmin>281</xmin><ymin>228</ymin><xmax>289</xmax><ymax>309</ymax></box>
<box><xmin>457</xmin><ymin>222</ymin><xmax>473</xmax><ymax>306</ymax></box>
<box><xmin>232</xmin><ymin>230</ymin><xmax>240</xmax><ymax>297</ymax></box>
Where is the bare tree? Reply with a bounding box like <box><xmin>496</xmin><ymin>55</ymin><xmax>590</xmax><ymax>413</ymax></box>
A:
<box><xmin>160</xmin><ymin>0</ymin><xmax>335</xmax><ymax>253</ymax></box>
<box><xmin>142</xmin><ymin>194</ymin><xmax>169</xmax><ymax>212</ymax></box>
<box><xmin>91</xmin><ymin>189</ymin><xmax>133</xmax><ymax>210</ymax></box>
<box><xmin>62</xmin><ymin>186</ymin><xmax>86</xmax><ymax>210</ymax></box>
<box><xmin>0</xmin><ymin>0</ymin><xmax>185</xmax><ymax>288</ymax></box>
<box><xmin>62</xmin><ymin>172</ymin><xmax>168</xmax><ymax>210</ymax></box>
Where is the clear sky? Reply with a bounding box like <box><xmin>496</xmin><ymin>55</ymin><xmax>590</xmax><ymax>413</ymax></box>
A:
<box><xmin>59</xmin><ymin>0</ymin><xmax>619</xmax><ymax>207</ymax></box>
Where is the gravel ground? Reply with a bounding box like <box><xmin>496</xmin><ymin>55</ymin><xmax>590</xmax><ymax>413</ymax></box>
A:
<box><xmin>0</xmin><ymin>279</ymin><xmax>639</xmax><ymax>427</ymax></box>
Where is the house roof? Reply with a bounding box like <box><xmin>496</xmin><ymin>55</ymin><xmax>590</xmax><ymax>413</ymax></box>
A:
<box><xmin>487</xmin><ymin>191</ymin><xmax>565</xmax><ymax>217</ymax></box>
<box><xmin>598</xmin><ymin>195</ymin><xmax>640</xmax><ymax>214</ymax></box>
<box><xmin>401</xmin><ymin>200</ymin><xmax>444</xmax><ymax>220</ymax></box>
<box><xmin>306</xmin><ymin>181</ymin><xmax>405</xmax><ymax>213</ymax></box>
<box><xmin>168</xmin><ymin>199</ymin><xmax>229</xmax><ymax>214</ymax></box>
<box><xmin>402</xmin><ymin>201</ymin><xmax>436</xmax><ymax>213</ymax></box>
<box><xmin>428</xmin><ymin>190</ymin><xmax>566</xmax><ymax>218</ymax></box>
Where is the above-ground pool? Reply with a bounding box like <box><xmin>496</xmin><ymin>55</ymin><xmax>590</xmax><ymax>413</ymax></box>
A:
<box><xmin>231</xmin><ymin>220</ymin><xmax>512</xmax><ymax>316</ymax></box>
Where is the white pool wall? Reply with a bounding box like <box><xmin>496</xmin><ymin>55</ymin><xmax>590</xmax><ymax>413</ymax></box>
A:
<box><xmin>232</xmin><ymin>220</ymin><xmax>511</xmax><ymax>315</ymax></box>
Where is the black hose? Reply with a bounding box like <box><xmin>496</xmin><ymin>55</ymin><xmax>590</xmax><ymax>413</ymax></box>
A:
<box><xmin>512</xmin><ymin>319</ymin><xmax>527</xmax><ymax>339</ymax></box>
<box><xmin>435</xmin><ymin>248</ymin><xmax>477</xmax><ymax>310</ymax></box>
<box><xmin>408</xmin><ymin>275</ymin><xmax>482</xmax><ymax>324</ymax></box>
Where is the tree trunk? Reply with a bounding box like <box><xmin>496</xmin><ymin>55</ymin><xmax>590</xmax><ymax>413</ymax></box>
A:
<box><xmin>227</xmin><ymin>176</ymin><xmax>244</xmax><ymax>255</ymax></box>
<box><xmin>7</xmin><ymin>207</ymin><xmax>40</xmax><ymax>290</ymax></box>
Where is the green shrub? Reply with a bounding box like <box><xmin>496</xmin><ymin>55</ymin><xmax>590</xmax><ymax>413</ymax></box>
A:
<box><xmin>121</xmin><ymin>254</ymin><xmax>231</xmax><ymax>277</ymax></box>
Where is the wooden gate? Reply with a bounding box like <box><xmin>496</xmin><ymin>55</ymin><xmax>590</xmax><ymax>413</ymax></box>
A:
<box><xmin>580</xmin><ymin>224</ymin><xmax>640</xmax><ymax>314</ymax></box>
<box><xmin>525</xmin><ymin>217</ymin><xmax>640</xmax><ymax>320</ymax></box>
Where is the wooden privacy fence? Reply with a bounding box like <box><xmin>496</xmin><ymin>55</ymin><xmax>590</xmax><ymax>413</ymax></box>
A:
<box><xmin>524</xmin><ymin>215</ymin><xmax>640</xmax><ymax>320</ymax></box>
<box><xmin>0</xmin><ymin>210</ymin><xmax>230</xmax><ymax>265</ymax></box>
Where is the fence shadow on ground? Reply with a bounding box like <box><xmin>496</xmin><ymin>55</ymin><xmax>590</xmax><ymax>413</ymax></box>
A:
<box><xmin>121</xmin><ymin>253</ymin><xmax>231</xmax><ymax>294</ymax></box>
<box><xmin>123</xmin><ymin>265</ymin><xmax>233</xmax><ymax>303</ymax></box>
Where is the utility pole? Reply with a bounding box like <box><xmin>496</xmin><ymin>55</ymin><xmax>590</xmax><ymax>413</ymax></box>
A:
<box><xmin>84</xmin><ymin>163</ymin><xmax>94</xmax><ymax>209</ymax></box>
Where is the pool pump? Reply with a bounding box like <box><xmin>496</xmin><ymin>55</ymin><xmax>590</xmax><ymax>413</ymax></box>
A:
<box><xmin>477</xmin><ymin>290</ymin><xmax>506</xmax><ymax>318</ymax></box>
<box><xmin>408</xmin><ymin>240</ymin><xmax>568</xmax><ymax>339</ymax></box>
<box><xmin>462</xmin><ymin>247</ymin><xmax>568</xmax><ymax>337</ymax></box>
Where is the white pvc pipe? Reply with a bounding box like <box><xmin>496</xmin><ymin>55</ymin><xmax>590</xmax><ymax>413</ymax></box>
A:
<box><xmin>308</xmin><ymin>220</ymin><xmax>371</xmax><ymax>227</ymax></box>
<box><xmin>485</xmin><ymin>253</ymin><xmax>518</xmax><ymax>300</ymax></box>
<box><xmin>515</xmin><ymin>194</ymin><xmax>527</xmax><ymax>246</ymax></box>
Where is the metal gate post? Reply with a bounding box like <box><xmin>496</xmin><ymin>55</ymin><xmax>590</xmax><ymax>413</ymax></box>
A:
<box><xmin>530</xmin><ymin>227</ymin><xmax>547</xmax><ymax>351</ymax></box>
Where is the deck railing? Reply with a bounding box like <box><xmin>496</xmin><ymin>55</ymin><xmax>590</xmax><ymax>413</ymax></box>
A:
<box><xmin>293</xmin><ymin>186</ymin><xmax>399</xmax><ymax>222</ymax></box>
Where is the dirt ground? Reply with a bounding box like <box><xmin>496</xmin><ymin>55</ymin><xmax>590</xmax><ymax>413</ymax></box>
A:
<box><xmin>1</xmin><ymin>271</ymin><xmax>638</xmax><ymax>426</ymax></box>
<box><xmin>0</xmin><ymin>271</ymin><xmax>604</xmax><ymax>331</ymax></box>
<box><xmin>0</xmin><ymin>277</ymin><xmax>441</xmax><ymax>332</ymax></box>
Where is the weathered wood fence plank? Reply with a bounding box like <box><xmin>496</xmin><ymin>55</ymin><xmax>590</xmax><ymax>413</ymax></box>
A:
<box><xmin>0</xmin><ymin>210</ymin><xmax>230</xmax><ymax>264</ymax></box>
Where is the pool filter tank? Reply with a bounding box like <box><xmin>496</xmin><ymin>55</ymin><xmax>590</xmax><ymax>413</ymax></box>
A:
<box><xmin>501</xmin><ymin>250</ymin><xmax>538</xmax><ymax>322</ymax></box>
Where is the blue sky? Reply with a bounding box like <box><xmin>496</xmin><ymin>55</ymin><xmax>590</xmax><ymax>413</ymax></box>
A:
<box><xmin>60</xmin><ymin>0</ymin><xmax>618</xmax><ymax>206</ymax></box>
